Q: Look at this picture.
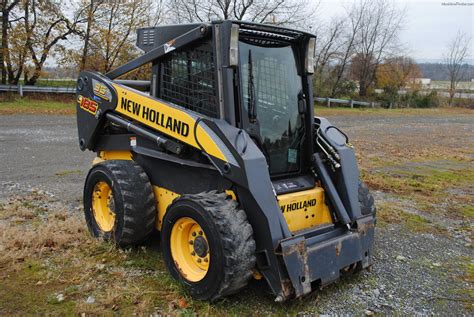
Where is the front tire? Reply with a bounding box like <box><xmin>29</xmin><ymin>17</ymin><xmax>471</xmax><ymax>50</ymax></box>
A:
<box><xmin>161</xmin><ymin>191</ymin><xmax>256</xmax><ymax>301</ymax></box>
<box><xmin>83</xmin><ymin>160</ymin><xmax>156</xmax><ymax>247</ymax></box>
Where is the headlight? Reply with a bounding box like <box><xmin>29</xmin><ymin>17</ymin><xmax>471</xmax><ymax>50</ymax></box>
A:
<box><xmin>306</xmin><ymin>37</ymin><xmax>315</xmax><ymax>74</ymax></box>
<box><xmin>229</xmin><ymin>24</ymin><xmax>239</xmax><ymax>67</ymax></box>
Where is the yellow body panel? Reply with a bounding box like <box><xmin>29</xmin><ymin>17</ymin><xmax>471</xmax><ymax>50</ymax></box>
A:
<box><xmin>98</xmin><ymin>150</ymin><xmax>132</xmax><ymax>161</ymax></box>
<box><xmin>277</xmin><ymin>187</ymin><xmax>332</xmax><ymax>232</ymax></box>
<box><xmin>153</xmin><ymin>186</ymin><xmax>180</xmax><ymax>230</ymax></box>
<box><xmin>112</xmin><ymin>84</ymin><xmax>227</xmax><ymax>162</ymax></box>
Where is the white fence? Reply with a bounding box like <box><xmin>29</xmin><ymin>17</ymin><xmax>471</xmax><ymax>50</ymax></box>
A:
<box><xmin>0</xmin><ymin>84</ymin><xmax>75</xmax><ymax>96</ymax></box>
<box><xmin>315</xmin><ymin>97</ymin><xmax>380</xmax><ymax>108</ymax></box>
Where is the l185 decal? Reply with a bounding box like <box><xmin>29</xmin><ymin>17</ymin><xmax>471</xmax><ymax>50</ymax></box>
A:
<box><xmin>78</xmin><ymin>95</ymin><xmax>98</xmax><ymax>115</ymax></box>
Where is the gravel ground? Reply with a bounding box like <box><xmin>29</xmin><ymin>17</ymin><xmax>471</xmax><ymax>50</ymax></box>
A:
<box><xmin>0</xmin><ymin>115</ymin><xmax>93</xmax><ymax>205</ymax></box>
<box><xmin>0</xmin><ymin>113</ymin><xmax>472</xmax><ymax>314</ymax></box>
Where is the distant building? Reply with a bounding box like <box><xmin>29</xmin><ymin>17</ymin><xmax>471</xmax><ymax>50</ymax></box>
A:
<box><xmin>414</xmin><ymin>78</ymin><xmax>431</xmax><ymax>87</ymax></box>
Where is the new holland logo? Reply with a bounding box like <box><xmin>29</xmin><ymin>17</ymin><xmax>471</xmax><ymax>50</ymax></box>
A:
<box><xmin>281</xmin><ymin>199</ymin><xmax>317</xmax><ymax>213</ymax></box>
<box><xmin>164</xmin><ymin>39</ymin><xmax>176</xmax><ymax>53</ymax></box>
<box><xmin>120</xmin><ymin>97</ymin><xmax>189</xmax><ymax>137</ymax></box>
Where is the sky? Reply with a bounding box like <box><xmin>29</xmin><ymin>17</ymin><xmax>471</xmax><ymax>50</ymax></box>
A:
<box><xmin>316</xmin><ymin>0</ymin><xmax>474</xmax><ymax>63</ymax></box>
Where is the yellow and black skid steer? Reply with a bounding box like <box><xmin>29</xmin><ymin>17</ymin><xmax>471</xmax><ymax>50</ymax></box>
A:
<box><xmin>76</xmin><ymin>20</ymin><xmax>376</xmax><ymax>301</ymax></box>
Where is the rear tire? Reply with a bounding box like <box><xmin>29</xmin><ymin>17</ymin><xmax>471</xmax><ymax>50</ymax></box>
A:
<box><xmin>342</xmin><ymin>181</ymin><xmax>376</xmax><ymax>275</ymax></box>
<box><xmin>161</xmin><ymin>191</ymin><xmax>256</xmax><ymax>301</ymax></box>
<box><xmin>83</xmin><ymin>160</ymin><xmax>156</xmax><ymax>247</ymax></box>
<box><xmin>358</xmin><ymin>181</ymin><xmax>376</xmax><ymax>217</ymax></box>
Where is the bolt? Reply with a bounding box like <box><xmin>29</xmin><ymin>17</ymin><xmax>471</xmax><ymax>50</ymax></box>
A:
<box><xmin>204</xmin><ymin>258</ymin><xmax>208</xmax><ymax>263</ymax></box>
<box><xmin>199</xmin><ymin>231</ymin><xmax>203</xmax><ymax>236</ymax></box>
<box><xmin>189</xmin><ymin>240</ymin><xmax>193</xmax><ymax>245</ymax></box>
<box><xmin>197</xmin><ymin>259</ymin><xmax>202</xmax><ymax>263</ymax></box>
<box><xmin>191</xmin><ymin>251</ymin><xmax>195</xmax><ymax>256</ymax></box>
<box><xmin>192</xmin><ymin>232</ymin><xmax>196</xmax><ymax>237</ymax></box>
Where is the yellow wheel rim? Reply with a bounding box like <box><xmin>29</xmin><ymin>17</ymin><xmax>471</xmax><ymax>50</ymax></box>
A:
<box><xmin>91</xmin><ymin>181</ymin><xmax>116</xmax><ymax>232</ymax></box>
<box><xmin>170</xmin><ymin>217</ymin><xmax>210</xmax><ymax>282</ymax></box>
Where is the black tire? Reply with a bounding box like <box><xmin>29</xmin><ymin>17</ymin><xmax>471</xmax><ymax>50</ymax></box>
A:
<box><xmin>161</xmin><ymin>191</ymin><xmax>256</xmax><ymax>301</ymax></box>
<box><xmin>358</xmin><ymin>181</ymin><xmax>376</xmax><ymax>217</ymax></box>
<box><xmin>342</xmin><ymin>181</ymin><xmax>376</xmax><ymax>276</ymax></box>
<box><xmin>83</xmin><ymin>160</ymin><xmax>156</xmax><ymax>247</ymax></box>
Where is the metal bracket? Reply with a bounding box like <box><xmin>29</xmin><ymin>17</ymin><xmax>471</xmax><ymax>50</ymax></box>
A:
<box><xmin>280</xmin><ymin>236</ymin><xmax>311</xmax><ymax>298</ymax></box>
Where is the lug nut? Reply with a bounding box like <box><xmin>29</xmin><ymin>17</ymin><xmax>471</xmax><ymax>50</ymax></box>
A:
<box><xmin>189</xmin><ymin>240</ymin><xmax>193</xmax><ymax>245</ymax></box>
<box><xmin>204</xmin><ymin>258</ymin><xmax>208</xmax><ymax>263</ymax></box>
<box><xmin>199</xmin><ymin>231</ymin><xmax>203</xmax><ymax>235</ymax></box>
<box><xmin>191</xmin><ymin>251</ymin><xmax>195</xmax><ymax>256</ymax></box>
<box><xmin>197</xmin><ymin>259</ymin><xmax>202</xmax><ymax>263</ymax></box>
<box><xmin>192</xmin><ymin>232</ymin><xmax>196</xmax><ymax>237</ymax></box>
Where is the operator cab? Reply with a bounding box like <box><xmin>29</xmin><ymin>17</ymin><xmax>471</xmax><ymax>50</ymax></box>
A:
<box><xmin>230</xmin><ymin>23</ymin><xmax>316</xmax><ymax>192</ymax></box>
<box><xmin>136</xmin><ymin>21</ymin><xmax>316</xmax><ymax>189</ymax></box>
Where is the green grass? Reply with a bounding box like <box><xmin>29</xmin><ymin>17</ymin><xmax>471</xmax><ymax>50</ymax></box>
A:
<box><xmin>431</xmin><ymin>80</ymin><xmax>473</xmax><ymax>91</ymax></box>
<box><xmin>1</xmin><ymin>97</ymin><xmax>471</xmax><ymax>116</ymax></box>
<box><xmin>315</xmin><ymin>105</ymin><xmax>473</xmax><ymax>116</ymax></box>
<box><xmin>0</xmin><ymin>97</ymin><xmax>75</xmax><ymax>114</ymax></box>
<box><xmin>0</xmin><ymin>193</ymin><xmax>376</xmax><ymax>315</ymax></box>
<box><xmin>20</xmin><ymin>79</ymin><xmax>77</xmax><ymax>88</ymax></box>
<box><xmin>55</xmin><ymin>169</ymin><xmax>81</xmax><ymax>177</ymax></box>
<box><xmin>367</xmin><ymin>166</ymin><xmax>474</xmax><ymax>195</ymax></box>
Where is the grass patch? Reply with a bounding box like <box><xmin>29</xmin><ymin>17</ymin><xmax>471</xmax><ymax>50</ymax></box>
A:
<box><xmin>0</xmin><ymin>193</ymin><xmax>345</xmax><ymax>315</ymax></box>
<box><xmin>365</xmin><ymin>166</ymin><xmax>474</xmax><ymax>196</ymax></box>
<box><xmin>315</xmin><ymin>105</ymin><xmax>473</xmax><ymax>117</ymax></box>
<box><xmin>364</xmin><ymin>162</ymin><xmax>474</xmax><ymax>221</ymax></box>
<box><xmin>459</xmin><ymin>205</ymin><xmax>474</xmax><ymax>219</ymax></box>
<box><xmin>0</xmin><ymin>97</ymin><xmax>75</xmax><ymax>115</ymax></box>
<box><xmin>26</xmin><ymin>79</ymin><xmax>76</xmax><ymax>88</ymax></box>
<box><xmin>446</xmin><ymin>257</ymin><xmax>474</xmax><ymax>312</ymax></box>
<box><xmin>55</xmin><ymin>169</ymin><xmax>81</xmax><ymax>177</ymax></box>
<box><xmin>376</xmin><ymin>201</ymin><xmax>445</xmax><ymax>234</ymax></box>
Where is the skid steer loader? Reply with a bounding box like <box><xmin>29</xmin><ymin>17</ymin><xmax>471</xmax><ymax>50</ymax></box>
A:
<box><xmin>76</xmin><ymin>20</ymin><xmax>376</xmax><ymax>302</ymax></box>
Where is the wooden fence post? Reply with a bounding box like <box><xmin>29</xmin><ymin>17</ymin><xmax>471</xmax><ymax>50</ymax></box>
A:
<box><xmin>327</xmin><ymin>98</ymin><xmax>330</xmax><ymax>108</ymax></box>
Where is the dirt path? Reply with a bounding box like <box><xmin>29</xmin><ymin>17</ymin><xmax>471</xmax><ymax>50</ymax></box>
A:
<box><xmin>0</xmin><ymin>112</ymin><xmax>472</xmax><ymax>314</ymax></box>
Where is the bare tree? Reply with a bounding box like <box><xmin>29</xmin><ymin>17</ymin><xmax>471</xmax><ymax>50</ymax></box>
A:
<box><xmin>82</xmin><ymin>0</ymin><xmax>150</xmax><ymax>73</ymax></box>
<box><xmin>444</xmin><ymin>31</ymin><xmax>471</xmax><ymax>105</ymax></box>
<box><xmin>79</xmin><ymin>0</ymin><xmax>103</xmax><ymax>71</ymax></box>
<box><xmin>22</xmin><ymin>0</ymin><xmax>84</xmax><ymax>85</ymax></box>
<box><xmin>329</xmin><ymin>0</ymin><xmax>366</xmax><ymax>97</ymax></box>
<box><xmin>0</xmin><ymin>0</ymin><xmax>21</xmax><ymax>84</ymax></box>
<box><xmin>312</xmin><ymin>16</ymin><xmax>346</xmax><ymax>96</ymax></box>
<box><xmin>168</xmin><ymin>0</ymin><xmax>315</xmax><ymax>27</ymax></box>
<box><xmin>146</xmin><ymin>0</ymin><xmax>168</xmax><ymax>27</ymax></box>
<box><xmin>351</xmin><ymin>0</ymin><xmax>404</xmax><ymax>97</ymax></box>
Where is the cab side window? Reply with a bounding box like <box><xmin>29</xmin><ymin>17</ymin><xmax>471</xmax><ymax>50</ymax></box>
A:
<box><xmin>161</xmin><ymin>41</ymin><xmax>219</xmax><ymax>118</ymax></box>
